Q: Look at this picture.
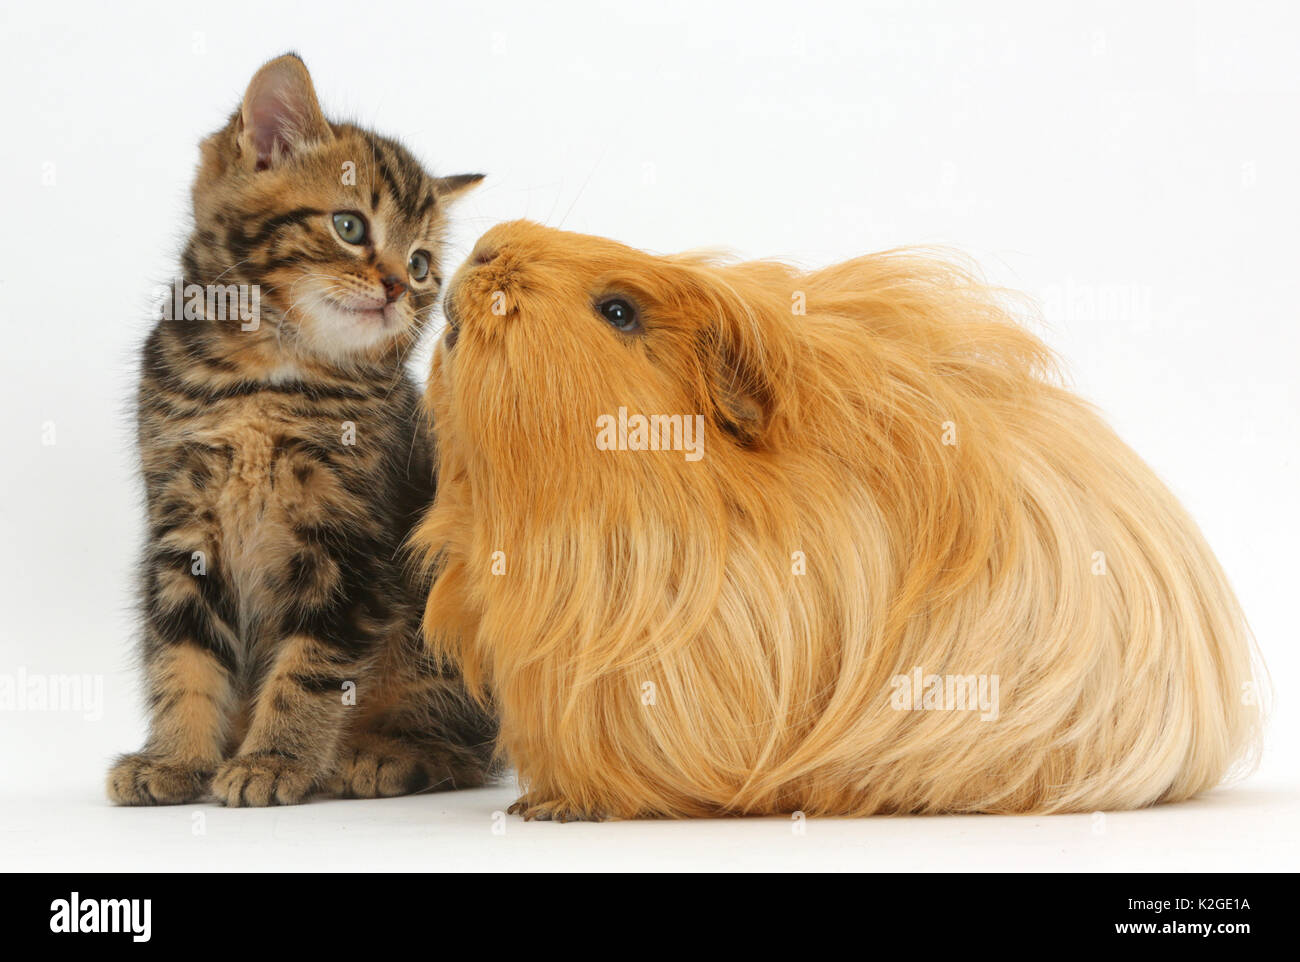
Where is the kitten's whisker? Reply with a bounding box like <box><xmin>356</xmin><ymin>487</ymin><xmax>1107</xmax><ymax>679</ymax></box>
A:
<box><xmin>208</xmin><ymin>257</ymin><xmax>257</xmax><ymax>284</ymax></box>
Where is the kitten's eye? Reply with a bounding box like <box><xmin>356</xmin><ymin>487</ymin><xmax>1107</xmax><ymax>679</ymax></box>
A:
<box><xmin>409</xmin><ymin>250</ymin><xmax>431</xmax><ymax>282</ymax></box>
<box><xmin>597</xmin><ymin>297</ymin><xmax>640</xmax><ymax>333</ymax></box>
<box><xmin>332</xmin><ymin>212</ymin><xmax>367</xmax><ymax>245</ymax></box>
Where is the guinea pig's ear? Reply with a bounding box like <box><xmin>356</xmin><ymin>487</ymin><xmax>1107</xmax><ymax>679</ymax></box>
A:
<box><xmin>700</xmin><ymin>312</ymin><xmax>778</xmax><ymax>447</ymax></box>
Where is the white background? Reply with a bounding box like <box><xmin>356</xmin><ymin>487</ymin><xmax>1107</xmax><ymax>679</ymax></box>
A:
<box><xmin>0</xmin><ymin>0</ymin><xmax>1296</xmax><ymax>870</ymax></box>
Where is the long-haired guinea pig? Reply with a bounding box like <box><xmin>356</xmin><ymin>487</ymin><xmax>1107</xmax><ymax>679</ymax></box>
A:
<box><xmin>415</xmin><ymin>218</ymin><xmax>1265</xmax><ymax>820</ymax></box>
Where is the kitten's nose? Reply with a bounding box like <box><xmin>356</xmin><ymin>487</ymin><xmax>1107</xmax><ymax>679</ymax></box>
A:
<box><xmin>381</xmin><ymin>275</ymin><xmax>407</xmax><ymax>302</ymax></box>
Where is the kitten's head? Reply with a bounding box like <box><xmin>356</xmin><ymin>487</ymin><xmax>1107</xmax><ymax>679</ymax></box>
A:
<box><xmin>186</xmin><ymin>53</ymin><xmax>481</xmax><ymax>365</ymax></box>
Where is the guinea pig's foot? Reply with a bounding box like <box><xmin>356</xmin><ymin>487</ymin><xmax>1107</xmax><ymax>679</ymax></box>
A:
<box><xmin>507</xmin><ymin>794</ymin><xmax>605</xmax><ymax>822</ymax></box>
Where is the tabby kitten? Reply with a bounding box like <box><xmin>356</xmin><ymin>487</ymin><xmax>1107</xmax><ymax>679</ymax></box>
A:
<box><xmin>107</xmin><ymin>54</ymin><xmax>497</xmax><ymax>806</ymax></box>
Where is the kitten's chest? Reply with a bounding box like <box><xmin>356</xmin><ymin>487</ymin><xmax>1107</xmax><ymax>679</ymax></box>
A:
<box><xmin>187</xmin><ymin>395</ymin><xmax>355</xmax><ymax>605</ymax></box>
<box><xmin>200</xmin><ymin>394</ymin><xmax>294</xmax><ymax>505</ymax></box>
<box><xmin>214</xmin><ymin>412</ymin><xmax>279</xmax><ymax>549</ymax></box>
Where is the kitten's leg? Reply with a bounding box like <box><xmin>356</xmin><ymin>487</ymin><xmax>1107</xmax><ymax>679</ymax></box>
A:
<box><xmin>326</xmin><ymin>643</ymin><xmax>498</xmax><ymax>798</ymax></box>
<box><xmin>108</xmin><ymin>545</ymin><xmax>237</xmax><ymax>805</ymax></box>
<box><xmin>212</xmin><ymin>537</ymin><xmax>380</xmax><ymax>807</ymax></box>
<box><xmin>212</xmin><ymin>634</ymin><xmax>367</xmax><ymax>806</ymax></box>
<box><xmin>327</xmin><ymin>729</ymin><xmax>491</xmax><ymax>799</ymax></box>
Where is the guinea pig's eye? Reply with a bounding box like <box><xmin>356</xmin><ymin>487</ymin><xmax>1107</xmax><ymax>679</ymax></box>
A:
<box><xmin>332</xmin><ymin>211</ymin><xmax>368</xmax><ymax>245</ymax></box>
<box><xmin>409</xmin><ymin>250</ymin><xmax>431</xmax><ymax>282</ymax></box>
<box><xmin>597</xmin><ymin>297</ymin><xmax>641</xmax><ymax>333</ymax></box>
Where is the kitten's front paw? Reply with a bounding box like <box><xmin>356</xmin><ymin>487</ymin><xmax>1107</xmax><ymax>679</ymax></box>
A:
<box><xmin>507</xmin><ymin>794</ymin><xmax>605</xmax><ymax>822</ymax></box>
<box><xmin>213</xmin><ymin>752</ymin><xmax>318</xmax><ymax>807</ymax></box>
<box><xmin>325</xmin><ymin>736</ymin><xmax>430</xmax><ymax>799</ymax></box>
<box><xmin>107</xmin><ymin>753</ymin><xmax>212</xmax><ymax>806</ymax></box>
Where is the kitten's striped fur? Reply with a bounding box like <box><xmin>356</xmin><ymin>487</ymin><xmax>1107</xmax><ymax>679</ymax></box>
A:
<box><xmin>107</xmin><ymin>54</ymin><xmax>496</xmax><ymax>806</ymax></box>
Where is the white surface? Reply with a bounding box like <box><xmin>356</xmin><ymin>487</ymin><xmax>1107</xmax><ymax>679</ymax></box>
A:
<box><xmin>4</xmin><ymin>775</ymin><xmax>1298</xmax><ymax>872</ymax></box>
<box><xmin>1</xmin><ymin>0</ymin><xmax>1297</xmax><ymax>870</ymax></box>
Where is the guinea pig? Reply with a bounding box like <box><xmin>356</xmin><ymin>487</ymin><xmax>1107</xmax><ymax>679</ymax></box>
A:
<box><xmin>415</xmin><ymin>218</ymin><xmax>1265</xmax><ymax>820</ymax></box>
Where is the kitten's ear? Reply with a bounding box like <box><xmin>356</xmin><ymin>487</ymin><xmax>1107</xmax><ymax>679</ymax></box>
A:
<box><xmin>433</xmin><ymin>173</ymin><xmax>486</xmax><ymax>201</ymax></box>
<box><xmin>237</xmin><ymin>53</ymin><xmax>332</xmax><ymax>171</ymax></box>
